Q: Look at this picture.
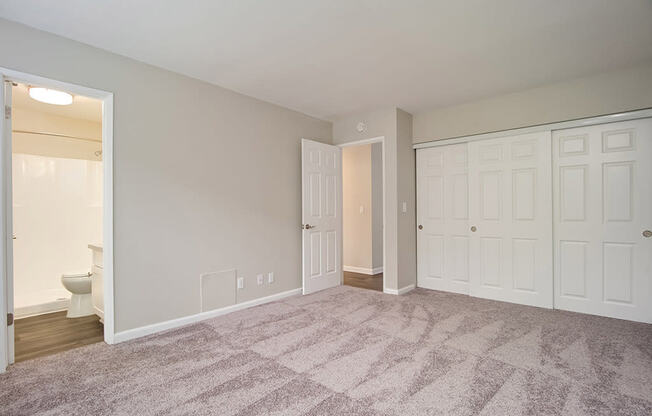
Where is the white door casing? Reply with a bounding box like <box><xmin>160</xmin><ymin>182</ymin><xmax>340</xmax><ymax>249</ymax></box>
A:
<box><xmin>553</xmin><ymin>118</ymin><xmax>652</xmax><ymax>323</ymax></box>
<box><xmin>417</xmin><ymin>143</ymin><xmax>470</xmax><ymax>294</ymax></box>
<box><xmin>468</xmin><ymin>132</ymin><xmax>553</xmax><ymax>308</ymax></box>
<box><xmin>301</xmin><ymin>139</ymin><xmax>342</xmax><ymax>295</ymax></box>
<box><xmin>1</xmin><ymin>80</ymin><xmax>14</xmax><ymax>369</ymax></box>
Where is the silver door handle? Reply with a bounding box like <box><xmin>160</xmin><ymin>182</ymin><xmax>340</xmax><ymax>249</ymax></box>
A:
<box><xmin>471</xmin><ymin>226</ymin><xmax>477</xmax><ymax>232</ymax></box>
<box><xmin>643</xmin><ymin>230</ymin><xmax>652</xmax><ymax>238</ymax></box>
<box><xmin>302</xmin><ymin>224</ymin><xmax>315</xmax><ymax>230</ymax></box>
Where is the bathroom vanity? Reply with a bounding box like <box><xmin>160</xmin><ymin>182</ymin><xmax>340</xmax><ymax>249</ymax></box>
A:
<box><xmin>89</xmin><ymin>244</ymin><xmax>104</xmax><ymax>322</ymax></box>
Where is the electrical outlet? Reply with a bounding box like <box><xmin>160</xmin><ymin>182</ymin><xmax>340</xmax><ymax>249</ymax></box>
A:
<box><xmin>268</xmin><ymin>272</ymin><xmax>274</xmax><ymax>284</ymax></box>
<box><xmin>257</xmin><ymin>274</ymin><xmax>264</xmax><ymax>285</ymax></box>
<box><xmin>402</xmin><ymin>202</ymin><xmax>407</xmax><ymax>213</ymax></box>
<box><xmin>237</xmin><ymin>277</ymin><xmax>244</xmax><ymax>289</ymax></box>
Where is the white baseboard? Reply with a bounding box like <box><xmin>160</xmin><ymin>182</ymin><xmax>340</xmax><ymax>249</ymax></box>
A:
<box><xmin>343</xmin><ymin>265</ymin><xmax>384</xmax><ymax>275</ymax></box>
<box><xmin>113</xmin><ymin>288</ymin><xmax>302</xmax><ymax>343</ymax></box>
<box><xmin>15</xmin><ymin>299</ymin><xmax>70</xmax><ymax>319</ymax></box>
<box><xmin>384</xmin><ymin>283</ymin><xmax>415</xmax><ymax>296</ymax></box>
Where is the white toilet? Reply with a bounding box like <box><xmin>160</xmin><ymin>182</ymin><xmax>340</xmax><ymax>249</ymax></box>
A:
<box><xmin>61</xmin><ymin>272</ymin><xmax>94</xmax><ymax>318</ymax></box>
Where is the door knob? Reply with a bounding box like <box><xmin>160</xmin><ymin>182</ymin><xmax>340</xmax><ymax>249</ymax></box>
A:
<box><xmin>471</xmin><ymin>226</ymin><xmax>477</xmax><ymax>232</ymax></box>
<box><xmin>302</xmin><ymin>224</ymin><xmax>315</xmax><ymax>230</ymax></box>
<box><xmin>643</xmin><ymin>230</ymin><xmax>652</xmax><ymax>238</ymax></box>
<box><xmin>418</xmin><ymin>224</ymin><xmax>423</xmax><ymax>230</ymax></box>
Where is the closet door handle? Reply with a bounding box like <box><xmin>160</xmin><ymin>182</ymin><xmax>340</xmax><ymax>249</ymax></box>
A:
<box><xmin>643</xmin><ymin>230</ymin><xmax>652</xmax><ymax>238</ymax></box>
<box><xmin>470</xmin><ymin>226</ymin><xmax>477</xmax><ymax>232</ymax></box>
<box><xmin>418</xmin><ymin>224</ymin><xmax>423</xmax><ymax>230</ymax></box>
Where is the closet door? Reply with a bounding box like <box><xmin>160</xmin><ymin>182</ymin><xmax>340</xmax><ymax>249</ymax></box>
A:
<box><xmin>468</xmin><ymin>132</ymin><xmax>553</xmax><ymax>308</ymax></box>
<box><xmin>553</xmin><ymin>118</ymin><xmax>652</xmax><ymax>323</ymax></box>
<box><xmin>416</xmin><ymin>144</ymin><xmax>470</xmax><ymax>294</ymax></box>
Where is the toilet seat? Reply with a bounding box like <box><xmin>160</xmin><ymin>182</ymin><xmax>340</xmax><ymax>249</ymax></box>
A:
<box><xmin>62</xmin><ymin>272</ymin><xmax>91</xmax><ymax>278</ymax></box>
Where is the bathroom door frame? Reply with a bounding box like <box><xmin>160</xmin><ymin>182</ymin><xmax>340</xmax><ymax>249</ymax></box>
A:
<box><xmin>337</xmin><ymin>136</ymin><xmax>387</xmax><ymax>293</ymax></box>
<box><xmin>0</xmin><ymin>68</ymin><xmax>115</xmax><ymax>372</ymax></box>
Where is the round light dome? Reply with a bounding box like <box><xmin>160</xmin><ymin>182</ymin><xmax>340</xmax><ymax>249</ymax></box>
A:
<box><xmin>28</xmin><ymin>87</ymin><xmax>73</xmax><ymax>105</ymax></box>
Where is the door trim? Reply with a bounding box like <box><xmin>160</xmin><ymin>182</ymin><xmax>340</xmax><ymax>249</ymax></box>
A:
<box><xmin>336</xmin><ymin>136</ymin><xmax>388</xmax><ymax>294</ymax></box>
<box><xmin>0</xmin><ymin>68</ymin><xmax>115</xmax><ymax>373</ymax></box>
<box><xmin>414</xmin><ymin>108</ymin><xmax>652</xmax><ymax>149</ymax></box>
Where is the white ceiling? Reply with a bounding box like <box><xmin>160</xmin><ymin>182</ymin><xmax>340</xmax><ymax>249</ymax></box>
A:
<box><xmin>12</xmin><ymin>83</ymin><xmax>102</xmax><ymax>122</ymax></box>
<box><xmin>1</xmin><ymin>1</ymin><xmax>651</xmax><ymax>120</ymax></box>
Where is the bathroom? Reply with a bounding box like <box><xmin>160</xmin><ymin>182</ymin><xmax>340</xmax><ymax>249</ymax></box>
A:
<box><xmin>10</xmin><ymin>82</ymin><xmax>105</xmax><ymax>362</ymax></box>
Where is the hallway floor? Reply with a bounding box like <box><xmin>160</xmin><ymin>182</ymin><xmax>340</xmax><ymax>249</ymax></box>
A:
<box><xmin>343</xmin><ymin>271</ymin><xmax>383</xmax><ymax>292</ymax></box>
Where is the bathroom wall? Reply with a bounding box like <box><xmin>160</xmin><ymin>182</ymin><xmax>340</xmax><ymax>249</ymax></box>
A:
<box><xmin>12</xmin><ymin>105</ymin><xmax>102</xmax><ymax>317</ymax></box>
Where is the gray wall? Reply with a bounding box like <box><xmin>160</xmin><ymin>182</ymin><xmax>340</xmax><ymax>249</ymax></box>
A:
<box><xmin>396</xmin><ymin>109</ymin><xmax>415</xmax><ymax>289</ymax></box>
<box><xmin>413</xmin><ymin>61</ymin><xmax>652</xmax><ymax>142</ymax></box>
<box><xmin>333</xmin><ymin>108</ymin><xmax>416</xmax><ymax>291</ymax></box>
<box><xmin>0</xmin><ymin>19</ymin><xmax>332</xmax><ymax>332</ymax></box>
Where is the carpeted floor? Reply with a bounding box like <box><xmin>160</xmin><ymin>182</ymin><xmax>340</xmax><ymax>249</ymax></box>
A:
<box><xmin>1</xmin><ymin>285</ymin><xmax>651</xmax><ymax>415</ymax></box>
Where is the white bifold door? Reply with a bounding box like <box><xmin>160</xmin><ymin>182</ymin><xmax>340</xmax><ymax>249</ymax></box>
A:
<box><xmin>417</xmin><ymin>132</ymin><xmax>553</xmax><ymax>309</ymax></box>
<box><xmin>553</xmin><ymin>119</ymin><xmax>652</xmax><ymax>323</ymax></box>
<box><xmin>416</xmin><ymin>144</ymin><xmax>470</xmax><ymax>294</ymax></box>
<box><xmin>417</xmin><ymin>119</ymin><xmax>652</xmax><ymax>323</ymax></box>
<box><xmin>301</xmin><ymin>139</ymin><xmax>342</xmax><ymax>295</ymax></box>
<box><xmin>468</xmin><ymin>132</ymin><xmax>553</xmax><ymax>308</ymax></box>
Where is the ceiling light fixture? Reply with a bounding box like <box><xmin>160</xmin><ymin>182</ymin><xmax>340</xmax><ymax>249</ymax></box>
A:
<box><xmin>28</xmin><ymin>87</ymin><xmax>73</xmax><ymax>105</ymax></box>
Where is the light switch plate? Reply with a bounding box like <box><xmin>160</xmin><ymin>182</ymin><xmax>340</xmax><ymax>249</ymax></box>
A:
<box><xmin>257</xmin><ymin>274</ymin><xmax>264</xmax><ymax>285</ymax></box>
<box><xmin>268</xmin><ymin>272</ymin><xmax>274</xmax><ymax>284</ymax></box>
<box><xmin>237</xmin><ymin>277</ymin><xmax>244</xmax><ymax>289</ymax></box>
<box><xmin>402</xmin><ymin>202</ymin><xmax>407</xmax><ymax>213</ymax></box>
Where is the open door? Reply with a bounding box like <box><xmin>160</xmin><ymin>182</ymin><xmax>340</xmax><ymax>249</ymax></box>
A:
<box><xmin>301</xmin><ymin>139</ymin><xmax>342</xmax><ymax>295</ymax></box>
<box><xmin>1</xmin><ymin>79</ymin><xmax>14</xmax><ymax>371</ymax></box>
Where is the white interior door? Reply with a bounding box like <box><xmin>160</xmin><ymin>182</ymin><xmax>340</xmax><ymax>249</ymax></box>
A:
<box><xmin>301</xmin><ymin>139</ymin><xmax>342</xmax><ymax>295</ymax></box>
<box><xmin>1</xmin><ymin>79</ymin><xmax>14</xmax><ymax>370</ymax></box>
<box><xmin>417</xmin><ymin>144</ymin><xmax>470</xmax><ymax>294</ymax></box>
<box><xmin>468</xmin><ymin>132</ymin><xmax>553</xmax><ymax>308</ymax></box>
<box><xmin>553</xmin><ymin>118</ymin><xmax>652</xmax><ymax>323</ymax></box>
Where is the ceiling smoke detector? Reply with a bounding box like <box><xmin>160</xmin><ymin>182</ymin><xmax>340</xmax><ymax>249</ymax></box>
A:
<box><xmin>356</xmin><ymin>122</ymin><xmax>367</xmax><ymax>133</ymax></box>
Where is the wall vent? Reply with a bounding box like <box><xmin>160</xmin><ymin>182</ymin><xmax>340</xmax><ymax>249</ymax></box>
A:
<box><xmin>200</xmin><ymin>269</ymin><xmax>237</xmax><ymax>312</ymax></box>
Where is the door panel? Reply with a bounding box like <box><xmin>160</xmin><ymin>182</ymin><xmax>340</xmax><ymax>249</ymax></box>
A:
<box><xmin>469</xmin><ymin>132</ymin><xmax>553</xmax><ymax>308</ymax></box>
<box><xmin>417</xmin><ymin>144</ymin><xmax>470</xmax><ymax>294</ymax></box>
<box><xmin>302</xmin><ymin>139</ymin><xmax>342</xmax><ymax>295</ymax></box>
<box><xmin>553</xmin><ymin>118</ymin><xmax>652</xmax><ymax>323</ymax></box>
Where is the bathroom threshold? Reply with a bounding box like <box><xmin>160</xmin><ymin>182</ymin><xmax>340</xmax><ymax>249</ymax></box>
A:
<box><xmin>14</xmin><ymin>311</ymin><xmax>104</xmax><ymax>363</ymax></box>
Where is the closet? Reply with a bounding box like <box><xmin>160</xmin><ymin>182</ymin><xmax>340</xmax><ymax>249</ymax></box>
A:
<box><xmin>416</xmin><ymin>118</ymin><xmax>652</xmax><ymax>323</ymax></box>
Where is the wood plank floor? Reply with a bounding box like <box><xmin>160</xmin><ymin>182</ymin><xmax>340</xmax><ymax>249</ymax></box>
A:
<box><xmin>343</xmin><ymin>271</ymin><xmax>383</xmax><ymax>292</ymax></box>
<box><xmin>14</xmin><ymin>311</ymin><xmax>104</xmax><ymax>363</ymax></box>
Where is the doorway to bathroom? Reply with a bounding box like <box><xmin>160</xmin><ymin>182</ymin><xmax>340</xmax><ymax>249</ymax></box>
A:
<box><xmin>0</xmin><ymin>69</ymin><xmax>114</xmax><ymax>369</ymax></box>
<box><xmin>341</xmin><ymin>138</ymin><xmax>384</xmax><ymax>292</ymax></box>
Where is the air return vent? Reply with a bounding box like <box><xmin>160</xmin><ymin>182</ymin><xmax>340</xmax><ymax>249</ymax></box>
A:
<box><xmin>200</xmin><ymin>269</ymin><xmax>236</xmax><ymax>312</ymax></box>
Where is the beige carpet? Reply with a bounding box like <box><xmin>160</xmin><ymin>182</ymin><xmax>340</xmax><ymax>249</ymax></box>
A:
<box><xmin>1</xmin><ymin>285</ymin><xmax>651</xmax><ymax>415</ymax></box>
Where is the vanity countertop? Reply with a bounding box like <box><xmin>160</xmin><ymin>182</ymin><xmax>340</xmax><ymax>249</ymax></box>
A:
<box><xmin>88</xmin><ymin>243</ymin><xmax>103</xmax><ymax>252</ymax></box>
